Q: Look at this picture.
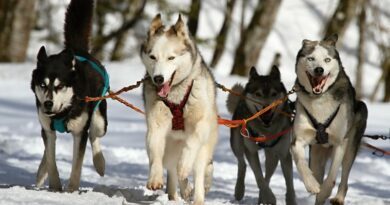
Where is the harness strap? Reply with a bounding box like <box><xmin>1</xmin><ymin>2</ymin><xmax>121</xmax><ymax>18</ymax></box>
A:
<box><xmin>302</xmin><ymin>104</ymin><xmax>340</xmax><ymax>144</ymax></box>
<box><xmin>51</xmin><ymin>55</ymin><xmax>109</xmax><ymax>133</ymax></box>
<box><xmin>162</xmin><ymin>81</ymin><xmax>194</xmax><ymax>131</ymax></box>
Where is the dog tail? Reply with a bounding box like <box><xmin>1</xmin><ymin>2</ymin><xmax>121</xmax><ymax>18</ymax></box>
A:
<box><xmin>226</xmin><ymin>83</ymin><xmax>244</xmax><ymax>114</ymax></box>
<box><xmin>64</xmin><ymin>0</ymin><xmax>94</xmax><ymax>52</ymax></box>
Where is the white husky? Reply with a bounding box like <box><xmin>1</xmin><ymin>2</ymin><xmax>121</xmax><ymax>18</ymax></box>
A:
<box><xmin>140</xmin><ymin>14</ymin><xmax>218</xmax><ymax>204</ymax></box>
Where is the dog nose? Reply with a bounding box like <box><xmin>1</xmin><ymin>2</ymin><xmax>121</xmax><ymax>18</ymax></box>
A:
<box><xmin>314</xmin><ymin>67</ymin><xmax>324</xmax><ymax>76</ymax></box>
<box><xmin>44</xmin><ymin>101</ymin><xmax>53</xmax><ymax>110</ymax></box>
<box><xmin>153</xmin><ymin>75</ymin><xmax>164</xmax><ymax>85</ymax></box>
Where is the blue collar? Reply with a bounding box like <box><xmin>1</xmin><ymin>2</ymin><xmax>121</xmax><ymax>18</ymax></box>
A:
<box><xmin>52</xmin><ymin>55</ymin><xmax>110</xmax><ymax>133</ymax></box>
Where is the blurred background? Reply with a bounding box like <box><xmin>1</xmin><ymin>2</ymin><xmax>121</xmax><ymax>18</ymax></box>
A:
<box><xmin>0</xmin><ymin>0</ymin><xmax>389</xmax><ymax>101</ymax></box>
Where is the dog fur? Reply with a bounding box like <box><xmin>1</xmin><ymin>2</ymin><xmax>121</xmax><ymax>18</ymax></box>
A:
<box><xmin>140</xmin><ymin>14</ymin><xmax>218</xmax><ymax>204</ymax></box>
<box><xmin>290</xmin><ymin>34</ymin><xmax>368</xmax><ymax>205</ymax></box>
<box><xmin>31</xmin><ymin>0</ymin><xmax>107</xmax><ymax>192</ymax></box>
<box><xmin>227</xmin><ymin>66</ymin><xmax>296</xmax><ymax>205</ymax></box>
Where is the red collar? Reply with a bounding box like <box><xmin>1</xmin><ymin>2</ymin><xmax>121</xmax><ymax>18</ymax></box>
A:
<box><xmin>162</xmin><ymin>80</ymin><xmax>194</xmax><ymax>130</ymax></box>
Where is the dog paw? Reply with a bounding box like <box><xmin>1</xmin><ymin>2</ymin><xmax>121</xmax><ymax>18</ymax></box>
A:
<box><xmin>93</xmin><ymin>152</ymin><xmax>105</xmax><ymax>176</ymax></box>
<box><xmin>146</xmin><ymin>176</ymin><xmax>164</xmax><ymax>190</ymax></box>
<box><xmin>66</xmin><ymin>185</ymin><xmax>78</xmax><ymax>193</ymax></box>
<box><xmin>49</xmin><ymin>181</ymin><xmax>62</xmax><ymax>192</ymax></box>
<box><xmin>259</xmin><ymin>188</ymin><xmax>276</xmax><ymax>205</ymax></box>
<box><xmin>303</xmin><ymin>176</ymin><xmax>320</xmax><ymax>194</ymax></box>
<box><xmin>330</xmin><ymin>197</ymin><xmax>344</xmax><ymax>205</ymax></box>
<box><xmin>234</xmin><ymin>181</ymin><xmax>245</xmax><ymax>201</ymax></box>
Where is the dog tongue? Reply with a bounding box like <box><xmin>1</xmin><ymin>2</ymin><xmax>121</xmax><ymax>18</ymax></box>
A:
<box><xmin>157</xmin><ymin>82</ymin><xmax>171</xmax><ymax>98</ymax></box>
<box><xmin>312</xmin><ymin>76</ymin><xmax>326</xmax><ymax>94</ymax></box>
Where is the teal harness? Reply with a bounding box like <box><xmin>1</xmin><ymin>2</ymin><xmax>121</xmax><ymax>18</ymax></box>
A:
<box><xmin>52</xmin><ymin>55</ymin><xmax>110</xmax><ymax>133</ymax></box>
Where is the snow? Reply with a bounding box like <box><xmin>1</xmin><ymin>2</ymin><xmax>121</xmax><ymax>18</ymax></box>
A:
<box><xmin>1</xmin><ymin>0</ymin><xmax>390</xmax><ymax>204</ymax></box>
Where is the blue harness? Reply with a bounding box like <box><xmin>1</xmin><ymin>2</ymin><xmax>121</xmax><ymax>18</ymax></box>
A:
<box><xmin>52</xmin><ymin>55</ymin><xmax>110</xmax><ymax>133</ymax></box>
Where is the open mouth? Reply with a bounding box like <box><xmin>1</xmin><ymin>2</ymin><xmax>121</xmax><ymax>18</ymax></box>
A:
<box><xmin>256</xmin><ymin>105</ymin><xmax>275</xmax><ymax>126</ymax></box>
<box><xmin>156</xmin><ymin>71</ymin><xmax>176</xmax><ymax>98</ymax></box>
<box><xmin>44</xmin><ymin>111</ymin><xmax>55</xmax><ymax>116</ymax></box>
<box><xmin>306</xmin><ymin>71</ymin><xmax>329</xmax><ymax>95</ymax></box>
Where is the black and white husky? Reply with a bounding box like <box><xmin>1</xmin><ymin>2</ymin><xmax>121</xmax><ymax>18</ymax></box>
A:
<box><xmin>227</xmin><ymin>66</ymin><xmax>296</xmax><ymax>205</ymax></box>
<box><xmin>291</xmin><ymin>34</ymin><xmax>368</xmax><ymax>205</ymax></box>
<box><xmin>31</xmin><ymin>0</ymin><xmax>108</xmax><ymax>192</ymax></box>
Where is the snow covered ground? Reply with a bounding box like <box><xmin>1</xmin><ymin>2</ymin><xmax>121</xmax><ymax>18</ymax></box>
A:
<box><xmin>1</xmin><ymin>0</ymin><xmax>390</xmax><ymax>204</ymax></box>
<box><xmin>0</xmin><ymin>60</ymin><xmax>389</xmax><ymax>205</ymax></box>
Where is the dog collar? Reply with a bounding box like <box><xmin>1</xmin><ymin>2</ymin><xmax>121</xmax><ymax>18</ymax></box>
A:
<box><xmin>162</xmin><ymin>80</ymin><xmax>194</xmax><ymax>131</ymax></box>
<box><xmin>302</xmin><ymin>104</ymin><xmax>340</xmax><ymax>144</ymax></box>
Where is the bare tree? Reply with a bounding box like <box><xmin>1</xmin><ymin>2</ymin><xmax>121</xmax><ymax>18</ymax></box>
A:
<box><xmin>92</xmin><ymin>0</ymin><xmax>146</xmax><ymax>59</ymax></box>
<box><xmin>209</xmin><ymin>0</ymin><xmax>236</xmax><ymax>68</ymax></box>
<box><xmin>230</xmin><ymin>0</ymin><xmax>282</xmax><ymax>76</ymax></box>
<box><xmin>187</xmin><ymin>0</ymin><xmax>201</xmax><ymax>37</ymax></box>
<box><xmin>0</xmin><ymin>0</ymin><xmax>37</xmax><ymax>62</ymax></box>
<box><xmin>323</xmin><ymin>0</ymin><xmax>360</xmax><ymax>41</ymax></box>
<box><xmin>355</xmin><ymin>0</ymin><xmax>367</xmax><ymax>99</ymax></box>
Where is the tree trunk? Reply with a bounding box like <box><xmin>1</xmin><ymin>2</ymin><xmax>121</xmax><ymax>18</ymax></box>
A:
<box><xmin>110</xmin><ymin>31</ymin><xmax>128</xmax><ymax>61</ymax></box>
<box><xmin>383</xmin><ymin>48</ymin><xmax>390</xmax><ymax>102</ymax></box>
<box><xmin>323</xmin><ymin>0</ymin><xmax>360</xmax><ymax>41</ymax></box>
<box><xmin>209</xmin><ymin>0</ymin><xmax>236</xmax><ymax>68</ymax></box>
<box><xmin>187</xmin><ymin>0</ymin><xmax>201</xmax><ymax>37</ymax></box>
<box><xmin>355</xmin><ymin>0</ymin><xmax>366</xmax><ymax>99</ymax></box>
<box><xmin>230</xmin><ymin>0</ymin><xmax>282</xmax><ymax>76</ymax></box>
<box><xmin>0</xmin><ymin>0</ymin><xmax>37</xmax><ymax>62</ymax></box>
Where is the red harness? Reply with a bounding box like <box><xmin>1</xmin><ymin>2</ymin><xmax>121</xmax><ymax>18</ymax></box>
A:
<box><xmin>162</xmin><ymin>81</ymin><xmax>194</xmax><ymax>130</ymax></box>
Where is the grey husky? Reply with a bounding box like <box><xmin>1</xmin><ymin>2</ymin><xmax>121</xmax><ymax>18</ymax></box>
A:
<box><xmin>140</xmin><ymin>14</ymin><xmax>218</xmax><ymax>204</ymax></box>
<box><xmin>290</xmin><ymin>34</ymin><xmax>368</xmax><ymax>205</ymax></box>
<box><xmin>227</xmin><ymin>66</ymin><xmax>296</xmax><ymax>205</ymax></box>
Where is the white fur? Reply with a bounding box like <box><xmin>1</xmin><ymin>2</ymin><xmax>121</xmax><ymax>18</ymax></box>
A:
<box><xmin>296</xmin><ymin>45</ymin><xmax>339</xmax><ymax>94</ymax></box>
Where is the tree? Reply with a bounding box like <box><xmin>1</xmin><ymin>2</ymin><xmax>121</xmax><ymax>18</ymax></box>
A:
<box><xmin>230</xmin><ymin>0</ymin><xmax>282</xmax><ymax>76</ymax></box>
<box><xmin>187</xmin><ymin>0</ymin><xmax>201</xmax><ymax>37</ymax></box>
<box><xmin>209</xmin><ymin>0</ymin><xmax>236</xmax><ymax>68</ymax></box>
<box><xmin>355</xmin><ymin>0</ymin><xmax>367</xmax><ymax>99</ymax></box>
<box><xmin>323</xmin><ymin>0</ymin><xmax>360</xmax><ymax>41</ymax></box>
<box><xmin>0</xmin><ymin>0</ymin><xmax>37</xmax><ymax>62</ymax></box>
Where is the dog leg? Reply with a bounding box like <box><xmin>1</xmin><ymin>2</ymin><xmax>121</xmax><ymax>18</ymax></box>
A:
<box><xmin>309</xmin><ymin>145</ymin><xmax>331</xmax><ymax>184</ymax></box>
<box><xmin>146</xmin><ymin>121</ymin><xmax>169</xmax><ymax>190</ymax></box>
<box><xmin>167</xmin><ymin>169</ymin><xmax>178</xmax><ymax>201</ymax></box>
<box><xmin>230</xmin><ymin>128</ymin><xmax>246</xmax><ymax>201</ymax></box>
<box><xmin>192</xmin><ymin>147</ymin><xmax>208</xmax><ymax>205</ymax></box>
<box><xmin>280</xmin><ymin>151</ymin><xmax>297</xmax><ymax>205</ymax></box>
<box><xmin>264</xmin><ymin>149</ymin><xmax>278</xmax><ymax>184</ymax></box>
<box><xmin>44</xmin><ymin>129</ymin><xmax>62</xmax><ymax>191</ymax></box>
<box><xmin>67</xmin><ymin>131</ymin><xmax>88</xmax><ymax>192</ymax></box>
<box><xmin>36</xmin><ymin>129</ymin><xmax>48</xmax><ymax>188</ymax></box>
<box><xmin>204</xmin><ymin>160</ymin><xmax>213</xmax><ymax>194</ymax></box>
<box><xmin>89</xmin><ymin>109</ymin><xmax>106</xmax><ymax>176</ymax></box>
<box><xmin>245</xmin><ymin>149</ymin><xmax>276</xmax><ymax>205</ymax></box>
<box><xmin>291</xmin><ymin>139</ymin><xmax>320</xmax><ymax>194</ymax></box>
<box><xmin>179</xmin><ymin>178</ymin><xmax>193</xmax><ymax>202</ymax></box>
<box><xmin>316</xmin><ymin>142</ymin><xmax>347</xmax><ymax>205</ymax></box>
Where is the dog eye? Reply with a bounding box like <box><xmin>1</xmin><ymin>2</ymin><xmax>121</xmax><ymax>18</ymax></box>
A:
<box><xmin>56</xmin><ymin>85</ymin><xmax>64</xmax><ymax>90</ymax></box>
<box><xmin>149</xmin><ymin>55</ymin><xmax>157</xmax><ymax>60</ymax></box>
<box><xmin>168</xmin><ymin>56</ymin><xmax>175</xmax><ymax>61</ymax></box>
<box><xmin>307</xmin><ymin>57</ymin><xmax>315</xmax><ymax>61</ymax></box>
<box><xmin>324</xmin><ymin>58</ymin><xmax>331</xmax><ymax>63</ymax></box>
<box><xmin>40</xmin><ymin>83</ymin><xmax>47</xmax><ymax>88</ymax></box>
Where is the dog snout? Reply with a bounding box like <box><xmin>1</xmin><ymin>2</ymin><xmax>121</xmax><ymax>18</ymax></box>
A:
<box><xmin>43</xmin><ymin>101</ymin><xmax>54</xmax><ymax>110</ymax></box>
<box><xmin>153</xmin><ymin>75</ymin><xmax>164</xmax><ymax>85</ymax></box>
<box><xmin>314</xmin><ymin>67</ymin><xmax>324</xmax><ymax>76</ymax></box>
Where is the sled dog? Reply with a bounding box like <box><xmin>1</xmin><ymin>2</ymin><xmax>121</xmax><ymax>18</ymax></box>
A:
<box><xmin>227</xmin><ymin>66</ymin><xmax>296</xmax><ymax>205</ymax></box>
<box><xmin>140</xmin><ymin>14</ymin><xmax>218</xmax><ymax>204</ymax></box>
<box><xmin>291</xmin><ymin>34</ymin><xmax>368</xmax><ymax>205</ymax></box>
<box><xmin>31</xmin><ymin>0</ymin><xmax>107</xmax><ymax>191</ymax></box>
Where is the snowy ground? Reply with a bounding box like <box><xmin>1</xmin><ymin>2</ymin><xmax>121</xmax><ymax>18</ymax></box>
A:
<box><xmin>0</xmin><ymin>60</ymin><xmax>389</xmax><ymax>205</ymax></box>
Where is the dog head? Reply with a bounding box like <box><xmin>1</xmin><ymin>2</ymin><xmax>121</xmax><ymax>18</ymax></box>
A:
<box><xmin>141</xmin><ymin>14</ymin><xmax>197</xmax><ymax>98</ymax></box>
<box><xmin>296</xmin><ymin>34</ymin><xmax>341</xmax><ymax>95</ymax></box>
<box><xmin>244</xmin><ymin>66</ymin><xmax>287</xmax><ymax>126</ymax></box>
<box><xmin>31</xmin><ymin>46</ymin><xmax>76</xmax><ymax>116</ymax></box>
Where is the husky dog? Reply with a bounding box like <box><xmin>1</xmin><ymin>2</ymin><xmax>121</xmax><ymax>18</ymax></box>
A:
<box><xmin>140</xmin><ymin>14</ymin><xmax>218</xmax><ymax>204</ymax></box>
<box><xmin>291</xmin><ymin>34</ymin><xmax>368</xmax><ymax>205</ymax></box>
<box><xmin>31</xmin><ymin>0</ymin><xmax>107</xmax><ymax>191</ymax></box>
<box><xmin>227</xmin><ymin>66</ymin><xmax>296</xmax><ymax>205</ymax></box>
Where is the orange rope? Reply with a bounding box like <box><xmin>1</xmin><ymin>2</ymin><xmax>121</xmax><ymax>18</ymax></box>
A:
<box><xmin>362</xmin><ymin>142</ymin><xmax>390</xmax><ymax>156</ymax></box>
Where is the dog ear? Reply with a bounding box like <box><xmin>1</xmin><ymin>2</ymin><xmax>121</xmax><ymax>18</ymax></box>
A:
<box><xmin>270</xmin><ymin>65</ymin><xmax>281</xmax><ymax>81</ymax></box>
<box><xmin>249</xmin><ymin>66</ymin><xmax>259</xmax><ymax>77</ymax></box>
<box><xmin>323</xmin><ymin>34</ymin><xmax>338</xmax><ymax>47</ymax></box>
<box><xmin>37</xmin><ymin>46</ymin><xmax>47</xmax><ymax>63</ymax></box>
<box><xmin>149</xmin><ymin>13</ymin><xmax>163</xmax><ymax>36</ymax></box>
<box><xmin>302</xmin><ymin>39</ymin><xmax>317</xmax><ymax>47</ymax></box>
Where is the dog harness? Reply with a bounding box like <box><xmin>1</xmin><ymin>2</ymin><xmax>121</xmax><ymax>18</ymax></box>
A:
<box><xmin>247</xmin><ymin>126</ymin><xmax>282</xmax><ymax>148</ymax></box>
<box><xmin>51</xmin><ymin>55</ymin><xmax>110</xmax><ymax>133</ymax></box>
<box><xmin>162</xmin><ymin>81</ymin><xmax>194</xmax><ymax>131</ymax></box>
<box><xmin>302</xmin><ymin>105</ymin><xmax>340</xmax><ymax>144</ymax></box>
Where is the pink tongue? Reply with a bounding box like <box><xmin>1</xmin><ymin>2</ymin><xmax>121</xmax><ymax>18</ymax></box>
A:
<box><xmin>157</xmin><ymin>82</ymin><xmax>171</xmax><ymax>98</ymax></box>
